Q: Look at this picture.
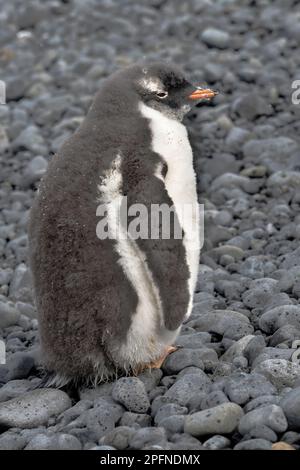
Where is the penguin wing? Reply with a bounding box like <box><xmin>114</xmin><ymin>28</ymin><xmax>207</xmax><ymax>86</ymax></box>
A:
<box><xmin>122</xmin><ymin>157</ymin><xmax>190</xmax><ymax>331</ymax></box>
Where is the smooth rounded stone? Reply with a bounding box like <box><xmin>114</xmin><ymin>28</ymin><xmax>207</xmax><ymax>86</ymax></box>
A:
<box><xmin>225</xmin><ymin>127</ymin><xmax>252</xmax><ymax>154</ymax></box>
<box><xmin>201</xmin><ymin>391</ymin><xmax>229</xmax><ymax>410</ymax></box>
<box><xmin>220</xmin><ymin>335</ymin><xmax>255</xmax><ymax>362</ymax></box>
<box><xmin>0</xmin><ymin>430</ymin><xmax>27</xmax><ymax>450</ymax></box>
<box><xmin>243</xmin><ymin>137</ymin><xmax>298</xmax><ymax>160</ymax></box>
<box><xmin>232</xmin><ymin>94</ymin><xmax>272</xmax><ymax>121</ymax></box>
<box><xmin>16</xmin><ymin>302</ymin><xmax>37</xmax><ymax>320</ymax></box>
<box><xmin>21</xmin><ymin>156</ymin><xmax>48</xmax><ymax>188</ymax></box>
<box><xmin>269</xmin><ymin>325</ymin><xmax>300</xmax><ymax>347</ymax></box>
<box><xmin>129</xmin><ymin>427</ymin><xmax>167</xmax><ymax>450</ymax></box>
<box><xmin>251</xmin><ymin>348</ymin><xmax>294</xmax><ymax>369</ymax></box>
<box><xmin>243</xmin><ymin>424</ymin><xmax>277</xmax><ymax>443</ymax></box>
<box><xmin>137</xmin><ymin>369</ymin><xmax>162</xmax><ymax>393</ymax></box>
<box><xmin>176</xmin><ymin>332</ymin><xmax>211</xmax><ymax>349</ymax></box>
<box><xmin>200</xmin><ymin>27</ymin><xmax>230</xmax><ymax>49</ymax></box>
<box><xmin>259</xmin><ymin>305</ymin><xmax>300</xmax><ymax>333</ymax></box>
<box><xmin>234</xmin><ymin>438</ymin><xmax>272</xmax><ymax>450</ymax></box>
<box><xmin>0</xmin><ymin>268</ymin><xmax>13</xmax><ymax>285</ymax></box>
<box><xmin>164</xmin><ymin>372</ymin><xmax>211</xmax><ymax>407</ymax></box>
<box><xmin>25</xmin><ymin>433</ymin><xmax>82</xmax><ymax>450</ymax></box>
<box><xmin>184</xmin><ymin>403</ymin><xmax>243</xmax><ymax>437</ymax></box>
<box><xmin>169</xmin><ymin>433</ymin><xmax>204</xmax><ymax>450</ymax></box>
<box><xmin>232</xmin><ymin>356</ymin><xmax>248</xmax><ymax>369</ymax></box>
<box><xmin>0</xmin><ymin>379</ymin><xmax>33</xmax><ymax>402</ymax></box>
<box><xmin>0</xmin><ymin>389</ymin><xmax>72</xmax><ymax>428</ymax></box>
<box><xmin>162</xmin><ymin>348</ymin><xmax>207</xmax><ymax>374</ymax></box>
<box><xmin>0</xmin><ymin>301</ymin><xmax>20</xmax><ymax>328</ymax></box>
<box><xmin>5</xmin><ymin>351</ymin><xmax>35</xmax><ymax>381</ymax></box>
<box><xmin>100</xmin><ymin>426</ymin><xmax>136</xmax><ymax>450</ymax></box>
<box><xmin>211</xmin><ymin>173</ymin><xmax>261</xmax><ymax>194</ymax></box>
<box><xmin>243</xmin><ymin>335</ymin><xmax>266</xmax><ymax>366</ymax></box>
<box><xmin>238</xmin><ymin>405</ymin><xmax>287</xmax><ymax>435</ymax></box>
<box><xmin>223</xmin><ymin>321</ymin><xmax>254</xmax><ymax>341</ymax></box>
<box><xmin>160</xmin><ymin>415</ymin><xmax>185</xmax><ymax>436</ymax></box>
<box><xmin>189</xmin><ymin>309</ymin><xmax>250</xmax><ymax>337</ymax></box>
<box><xmin>12</xmin><ymin>125</ymin><xmax>46</xmax><ymax>154</ymax></box>
<box><xmin>203</xmin><ymin>435</ymin><xmax>231</xmax><ymax>450</ymax></box>
<box><xmin>241</xmin><ymin>165</ymin><xmax>267</xmax><ymax>178</ymax></box>
<box><xmin>254</xmin><ymin>359</ymin><xmax>300</xmax><ymax>390</ymax></box>
<box><xmin>120</xmin><ymin>412</ymin><xmax>151</xmax><ymax>428</ymax></box>
<box><xmin>92</xmin><ymin>445</ymin><xmax>116</xmax><ymax>450</ymax></box>
<box><xmin>267</xmin><ymin>171</ymin><xmax>300</xmax><ymax>196</ymax></box>
<box><xmin>238</xmin><ymin>256</ymin><xmax>267</xmax><ymax>279</ymax></box>
<box><xmin>242</xmin><ymin>278</ymin><xmax>278</xmax><ymax>309</ymax></box>
<box><xmin>112</xmin><ymin>377</ymin><xmax>150</xmax><ymax>413</ymax></box>
<box><xmin>244</xmin><ymin>395</ymin><xmax>280</xmax><ymax>413</ymax></box>
<box><xmin>280</xmin><ymin>247</ymin><xmax>300</xmax><ymax>270</ymax></box>
<box><xmin>154</xmin><ymin>403</ymin><xmax>188</xmax><ymax>425</ymax></box>
<box><xmin>224</xmin><ymin>373</ymin><xmax>276</xmax><ymax>405</ymax></box>
<box><xmin>280</xmin><ymin>387</ymin><xmax>300</xmax><ymax>430</ymax></box>
<box><xmin>281</xmin><ymin>431</ymin><xmax>300</xmax><ymax>445</ymax></box>
<box><xmin>209</xmin><ymin>245</ymin><xmax>244</xmax><ymax>262</ymax></box>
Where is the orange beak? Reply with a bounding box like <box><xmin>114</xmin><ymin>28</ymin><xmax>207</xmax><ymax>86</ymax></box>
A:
<box><xmin>188</xmin><ymin>87</ymin><xmax>218</xmax><ymax>100</ymax></box>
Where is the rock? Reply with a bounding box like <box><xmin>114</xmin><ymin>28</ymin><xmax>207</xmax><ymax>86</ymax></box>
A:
<box><xmin>0</xmin><ymin>379</ymin><xmax>33</xmax><ymax>402</ymax></box>
<box><xmin>0</xmin><ymin>389</ymin><xmax>72</xmax><ymax>428</ymax></box>
<box><xmin>21</xmin><ymin>156</ymin><xmax>48</xmax><ymax>188</ymax></box>
<box><xmin>234</xmin><ymin>438</ymin><xmax>272</xmax><ymax>450</ymax></box>
<box><xmin>243</xmin><ymin>137</ymin><xmax>298</xmax><ymax>160</ymax></box>
<box><xmin>232</xmin><ymin>94</ymin><xmax>272</xmax><ymax>121</ymax></box>
<box><xmin>163</xmin><ymin>348</ymin><xmax>216</xmax><ymax>374</ymax></box>
<box><xmin>0</xmin><ymin>125</ymin><xmax>9</xmax><ymax>152</ymax></box>
<box><xmin>5</xmin><ymin>352</ymin><xmax>35</xmax><ymax>381</ymax></box>
<box><xmin>259</xmin><ymin>305</ymin><xmax>300</xmax><ymax>333</ymax></box>
<box><xmin>129</xmin><ymin>427</ymin><xmax>167</xmax><ymax>450</ymax></box>
<box><xmin>201</xmin><ymin>28</ymin><xmax>230</xmax><ymax>49</ymax></box>
<box><xmin>224</xmin><ymin>373</ymin><xmax>276</xmax><ymax>405</ymax></box>
<box><xmin>120</xmin><ymin>412</ymin><xmax>151</xmax><ymax>428</ymax></box>
<box><xmin>154</xmin><ymin>403</ymin><xmax>188</xmax><ymax>425</ymax></box>
<box><xmin>225</xmin><ymin>127</ymin><xmax>252</xmax><ymax>154</ymax></box>
<box><xmin>184</xmin><ymin>403</ymin><xmax>243</xmax><ymax>436</ymax></box>
<box><xmin>188</xmin><ymin>309</ymin><xmax>250</xmax><ymax>337</ymax></box>
<box><xmin>0</xmin><ymin>301</ymin><xmax>20</xmax><ymax>328</ymax></box>
<box><xmin>112</xmin><ymin>377</ymin><xmax>150</xmax><ymax>413</ymax></box>
<box><xmin>272</xmin><ymin>442</ymin><xmax>296</xmax><ymax>450</ymax></box>
<box><xmin>137</xmin><ymin>369</ymin><xmax>162</xmax><ymax>393</ymax></box>
<box><xmin>0</xmin><ymin>430</ymin><xmax>27</xmax><ymax>450</ymax></box>
<box><xmin>280</xmin><ymin>387</ymin><xmax>300</xmax><ymax>430</ymax></box>
<box><xmin>202</xmin><ymin>435</ymin><xmax>231</xmax><ymax>450</ymax></box>
<box><xmin>25</xmin><ymin>433</ymin><xmax>82</xmax><ymax>450</ymax></box>
<box><xmin>254</xmin><ymin>359</ymin><xmax>300</xmax><ymax>390</ymax></box>
<box><xmin>220</xmin><ymin>335</ymin><xmax>255</xmax><ymax>362</ymax></box>
<box><xmin>164</xmin><ymin>372</ymin><xmax>211</xmax><ymax>407</ymax></box>
<box><xmin>244</xmin><ymin>395</ymin><xmax>280</xmax><ymax>413</ymax></box>
<box><xmin>244</xmin><ymin>424</ymin><xmax>277</xmax><ymax>443</ymax></box>
<box><xmin>99</xmin><ymin>426</ymin><xmax>136</xmax><ymax>450</ymax></box>
<box><xmin>238</xmin><ymin>405</ymin><xmax>288</xmax><ymax>434</ymax></box>
<box><xmin>13</xmin><ymin>125</ymin><xmax>46</xmax><ymax>154</ymax></box>
<box><xmin>201</xmin><ymin>391</ymin><xmax>229</xmax><ymax>410</ymax></box>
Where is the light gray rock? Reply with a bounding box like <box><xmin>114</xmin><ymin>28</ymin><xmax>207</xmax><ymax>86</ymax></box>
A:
<box><xmin>280</xmin><ymin>387</ymin><xmax>300</xmax><ymax>430</ymax></box>
<box><xmin>164</xmin><ymin>372</ymin><xmax>211</xmax><ymax>407</ymax></box>
<box><xmin>201</xmin><ymin>28</ymin><xmax>230</xmax><ymax>48</ymax></box>
<box><xmin>0</xmin><ymin>389</ymin><xmax>72</xmax><ymax>428</ymax></box>
<box><xmin>25</xmin><ymin>433</ymin><xmax>82</xmax><ymax>450</ymax></box>
<box><xmin>254</xmin><ymin>359</ymin><xmax>300</xmax><ymax>390</ymax></box>
<box><xmin>234</xmin><ymin>438</ymin><xmax>272</xmax><ymax>450</ymax></box>
<box><xmin>259</xmin><ymin>305</ymin><xmax>300</xmax><ymax>333</ymax></box>
<box><xmin>0</xmin><ymin>301</ymin><xmax>20</xmax><ymax>328</ymax></box>
<box><xmin>184</xmin><ymin>403</ymin><xmax>243</xmax><ymax>436</ymax></box>
<box><xmin>238</xmin><ymin>404</ymin><xmax>287</xmax><ymax>434</ymax></box>
<box><xmin>203</xmin><ymin>435</ymin><xmax>231</xmax><ymax>450</ymax></box>
<box><xmin>112</xmin><ymin>377</ymin><xmax>150</xmax><ymax>413</ymax></box>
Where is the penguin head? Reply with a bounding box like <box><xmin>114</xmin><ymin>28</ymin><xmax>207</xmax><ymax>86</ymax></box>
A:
<box><xmin>131</xmin><ymin>62</ymin><xmax>218</xmax><ymax>120</ymax></box>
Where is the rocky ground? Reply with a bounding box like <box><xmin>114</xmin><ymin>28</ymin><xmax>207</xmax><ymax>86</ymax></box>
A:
<box><xmin>1</xmin><ymin>0</ymin><xmax>300</xmax><ymax>451</ymax></box>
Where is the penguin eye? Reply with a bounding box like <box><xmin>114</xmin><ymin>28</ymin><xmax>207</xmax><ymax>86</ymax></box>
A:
<box><xmin>156</xmin><ymin>91</ymin><xmax>168</xmax><ymax>99</ymax></box>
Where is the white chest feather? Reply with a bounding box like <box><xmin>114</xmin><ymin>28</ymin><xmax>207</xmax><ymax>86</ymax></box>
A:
<box><xmin>139</xmin><ymin>102</ymin><xmax>200</xmax><ymax>318</ymax></box>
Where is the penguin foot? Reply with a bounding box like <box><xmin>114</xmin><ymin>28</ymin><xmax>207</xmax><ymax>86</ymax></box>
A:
<box><xmin>149</xmin><ymin>345</ymin><xmax>178</xmax><ymax>369</ymax></box>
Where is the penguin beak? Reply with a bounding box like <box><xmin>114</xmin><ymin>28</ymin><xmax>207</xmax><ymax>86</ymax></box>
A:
<box><xmin>188</xmin><ymin>87</ymin><xmax>218</xmax><ymax>101</ymax></box>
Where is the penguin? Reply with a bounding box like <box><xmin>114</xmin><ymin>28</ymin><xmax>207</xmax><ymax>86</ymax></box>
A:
<box><xmin>28</xmin><ymin>62</ymin><xmax>217</xmax><ymax>387</ymax></box>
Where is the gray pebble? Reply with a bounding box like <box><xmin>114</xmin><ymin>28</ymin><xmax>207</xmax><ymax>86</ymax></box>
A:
<box><xmin>238</xmin><ymin>404</ymin><xmax>288</xmax><ymax>435</ymax></box>
<box><xmin>112</xmin><ymin>377</ymin><xmax>150</xmax><ymax>413</ymax></box>
<box><xmin>184</xmin><ymin>403</ymin><xmax>243</xmax><ymax>436</ymax></box>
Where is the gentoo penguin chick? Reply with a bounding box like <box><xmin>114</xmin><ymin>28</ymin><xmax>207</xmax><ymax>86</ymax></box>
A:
<box><xmin>28</xmin><ymin>62</ymin><xmax>217</xmax><ymax>386</ymax></box>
